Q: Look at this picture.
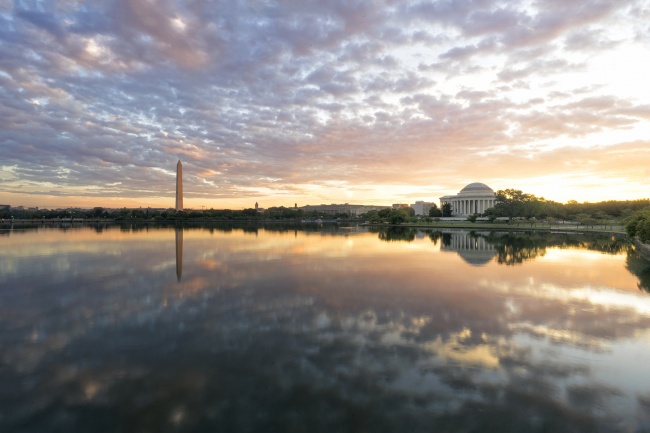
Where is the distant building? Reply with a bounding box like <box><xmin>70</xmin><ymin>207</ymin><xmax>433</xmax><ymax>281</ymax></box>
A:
<box><xmin>411</xmin><ymin>201</ymin><xmax>434</xmax><ymax>216</ymax></box>
<box><xmin>392</xmin><ymin>203</ymin><xmax>409</xmax><ymax>209</ymax></box>
<box><xmin>302</xmin><ymin>203</ymin><xmax>390</xmax><ymax>216</ymax></box>
<box><xmin>0</xmin><ymin>204</ymin><xmax>10</xmax><ymax>210</ymax></box>
<box><xmin>440</xmin><ymin>182</ymin><xmax>496</xmax><ymax>216</ymax></box>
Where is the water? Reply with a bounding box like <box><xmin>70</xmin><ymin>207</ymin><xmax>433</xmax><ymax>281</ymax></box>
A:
<box><xmin>1</xmin><ymin>224</ymin><xmax>650</xmax><ymax>432</ymax></box>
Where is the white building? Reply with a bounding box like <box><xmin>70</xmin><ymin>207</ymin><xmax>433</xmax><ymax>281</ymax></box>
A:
<box><xmin>440</xmin><ymin>183</ymin><xmax>496</xmax><ymax>216</ymax></box>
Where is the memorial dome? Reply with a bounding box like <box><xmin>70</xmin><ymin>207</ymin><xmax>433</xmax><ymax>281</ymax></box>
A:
<box><xmin>460</xmin><ymin>182</ymin><xmax>494</xmax><ymax>193</ymax></box>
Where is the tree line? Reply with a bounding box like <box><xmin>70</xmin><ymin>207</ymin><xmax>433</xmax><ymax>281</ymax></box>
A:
<box><xmin>0</xmin><ymin>206</ymin><xmax>353</xmax><ymax>221</ymax></box>
<box><xmin>483</xmin><ymin>189</ymin><xmax>649</xmax><ymax>225</ymax></box>
<box><xmin>2</xmin><ymin>190</ymin><xmax>648</xmax><ymax>227</ymax></box>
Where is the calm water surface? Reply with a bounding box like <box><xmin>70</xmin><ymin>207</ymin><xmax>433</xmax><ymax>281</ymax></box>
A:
<box><xmin>1</xmin><ymin>224</ymin><xmax>650</xmax><ymax>433</ymax></box>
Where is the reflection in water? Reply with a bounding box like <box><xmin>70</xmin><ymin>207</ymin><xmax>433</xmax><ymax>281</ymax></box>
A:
<box><xmin>489</xmin><ymin>232</ymin><xmax>547</xmax><ymax>265</ymax></box>
<box><xmin>1</xmin><ymin>226</ymin><xmax>650</xmax><ymax>432</ymax></box>
<box><xmin>439</xmin><ymin>230</ymin><xmax>497</xmax><ymax>266</ymax></box>
<box><xmin>485</xmin><ymin>231</ymin><xmax>630</xmax><ymax>266</ymax></box>
<box><xmin>175</xmin><ymin>226</ymin><xmax>183</xmax><ymax>282</ymax></box>
<box><xmin>627</xmin><ymin>250</ymin><xmax>650</xmax><ymax>292</ymax></box>
<box><xmin>380</xmin><ymin>227</ymin><xmax>635</xmax><ymax>268</ymax></box>
<box><xmin>373</xmin><ymin>226</ymin><xmax>417</xmax><ymax>242</ymax></box>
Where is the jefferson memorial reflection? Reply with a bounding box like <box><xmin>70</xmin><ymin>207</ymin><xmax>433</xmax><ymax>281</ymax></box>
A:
<box><xmin>440</xmin><ymin>230</ymin><xmax>496</xmax><ymax>266</ymax></box>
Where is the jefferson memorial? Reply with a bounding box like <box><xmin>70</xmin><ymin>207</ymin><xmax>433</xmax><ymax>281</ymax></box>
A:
<box><xmin>440</xmin><ymin>183</ymin><xmax>496</xmax><ymax>216</ymax></box>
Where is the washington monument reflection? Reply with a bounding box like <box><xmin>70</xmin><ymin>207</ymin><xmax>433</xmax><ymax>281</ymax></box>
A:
<box><xmin>176</xmin><ymin>227</ymin><xmax>183</xmax><ymax>282</ymax></box>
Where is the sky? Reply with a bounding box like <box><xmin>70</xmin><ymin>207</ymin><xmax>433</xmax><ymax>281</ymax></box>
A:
<box><xmin>1</xmin><ymin>0</ymin><xmax>649</xmax><ymax>210</ymax></box>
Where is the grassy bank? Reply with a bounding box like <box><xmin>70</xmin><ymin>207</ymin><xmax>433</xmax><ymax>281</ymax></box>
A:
<box><xmin>364</xmin><ymin>220</ymin><xmax>627</xmax><ymax>235</ymax></box>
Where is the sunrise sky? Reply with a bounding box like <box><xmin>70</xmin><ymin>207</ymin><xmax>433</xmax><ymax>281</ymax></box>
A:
<box><xmin>1</xmin><ymin>0</ymin><xmax>649</xmax><ymax>209</ymax></box>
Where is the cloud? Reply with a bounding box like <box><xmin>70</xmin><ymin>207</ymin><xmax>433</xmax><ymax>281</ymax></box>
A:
<box><xmin>0</xmin><ymin>0</ymin><xmax>648</xmax><ymax>207</ymax></box>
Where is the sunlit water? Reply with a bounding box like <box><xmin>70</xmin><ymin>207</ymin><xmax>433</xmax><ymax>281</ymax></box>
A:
<box><xmin>1</xmin><ymin>224</ymin><xmax>650</xmax><ymax>433</ymax></box>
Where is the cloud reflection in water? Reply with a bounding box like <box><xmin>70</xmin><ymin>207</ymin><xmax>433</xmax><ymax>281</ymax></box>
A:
<box><xmin>1</xmin><ymin>225</ymin><xmax>650</xmax><ymax>432</ymax></box>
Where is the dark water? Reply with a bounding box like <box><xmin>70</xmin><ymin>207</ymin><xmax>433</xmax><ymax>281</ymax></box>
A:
<box><xmin>1</xmin><ymin>224</ymin><xmax>650</xmax><ymax>433</ymax></box>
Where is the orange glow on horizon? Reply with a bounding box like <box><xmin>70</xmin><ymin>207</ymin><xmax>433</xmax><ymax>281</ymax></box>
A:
<box><xmin>1</xmin><ymin>181</ymin><xmax>648</xmax><ymax>211</ymax></box>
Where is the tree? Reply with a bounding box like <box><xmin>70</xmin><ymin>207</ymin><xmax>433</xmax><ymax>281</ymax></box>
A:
<box><xmin>441</xmin><ymin>203</ymin><xmax>452</xmax><ymax>217</ymax></box>
<box><xmin>626</xmin><ymin>210</ymin><xmax>650</xmax><ymax>242</ymax></box>
<box><xmin>403</xmin><ymin>207</ymin><xmax>416</xmax><ymax>217</ymax></box>
<box><xmin>467</xmin><ymin>214</ymin><xmax>478</xmax><ymax>223</ymax></box>
<box><xmin>264</xmin><ymin>206</ymin><xmax>304</xmax><ymax>220</ymax></box>
<box><xmin>580</xmin><ymin>217</ymin><xmax>597</xmax><ymax>228</ymax></box>
<box><xmin>388</xmin><ymin>210</ymin><xmax>406</xmax><ymax>225</ymax></box>
<box><xmin>637</xmin><ymin>218</ymin><xmax>650</xmax><ymax>243</ymax></box>
<box><xmin>363</xmin><ymin>210</ymin><xmax>379</xmax><ymax>220</ymax></box>
<box><xmin>491</xmin><ymin>189</ymin><xmax>543</xmax><ymax>221</ymax></box>
<box><xmin>241</xmin><ymin>208</ymin><xmax>258</xmax><ymax>217</ymax></box>
<box><xmin>378</xmin><ymin>208</ymin><xmax>392</xmax><ymax>219</ymax></box>
<box><xmin>428</xmin><ymin>204</ymin><xmax>442</xmax><ymax>217</ymax></box>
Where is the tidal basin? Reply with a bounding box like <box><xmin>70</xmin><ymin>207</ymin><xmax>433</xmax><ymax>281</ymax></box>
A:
<box><xmin>1</xmin><ymin>224</ymin><xmax>650</xmax><ymax>432</ymax></box>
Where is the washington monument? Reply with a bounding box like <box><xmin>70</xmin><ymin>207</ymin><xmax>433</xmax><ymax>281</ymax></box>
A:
<box><xmin>176</xmin><ymin>159</ymin><xmax>183</xmax><ymax>211</ymax></box>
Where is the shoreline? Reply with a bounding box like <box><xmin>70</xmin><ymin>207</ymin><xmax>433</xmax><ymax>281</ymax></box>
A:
<box><xmin>361</xmin><ymin>221</ymin><xmax>627</xmax><ymax>236</ymax></box>
<box><xmin>3</xmin><ymin>218</ymin><xmax>649</xmax><ymax>259</ymax></box>
<box><xmin>631</xmin><ymin>237</ymin><xmax>650</xmax><ymax>261</ymax></box>
<box><xmin>0</xmin><ymin>218</ymin><xmax>629</xmax><ymax>236</ymax></box>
